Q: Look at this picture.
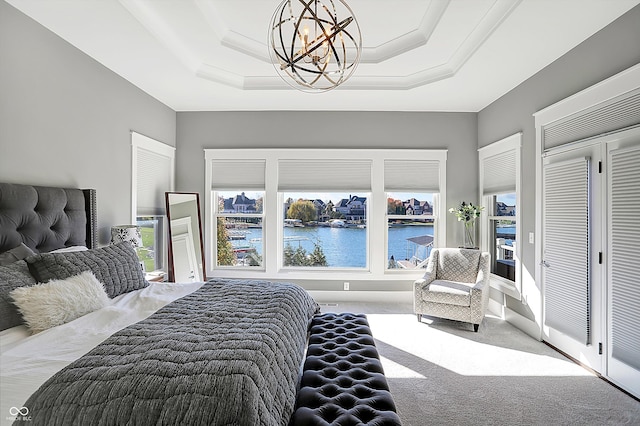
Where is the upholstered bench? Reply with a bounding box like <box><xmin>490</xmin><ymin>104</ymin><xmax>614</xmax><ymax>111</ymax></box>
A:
<box><xmin>290</xmin><ymin>313</ymin><xmax>401</xmax><ymax>426</ymax></box>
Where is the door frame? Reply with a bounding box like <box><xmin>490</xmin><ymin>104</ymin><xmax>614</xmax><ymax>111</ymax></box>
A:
<box><xmin>534</xmin><ymin>64</ymin><xmax>640</xmax><ymax>342</ymax></box>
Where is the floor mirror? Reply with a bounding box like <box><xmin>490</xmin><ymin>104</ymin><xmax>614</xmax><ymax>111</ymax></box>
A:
<box><xmin>165</xmin><ymin>192</ymin><xmax>206</xmax><ymax>282</ymax></box>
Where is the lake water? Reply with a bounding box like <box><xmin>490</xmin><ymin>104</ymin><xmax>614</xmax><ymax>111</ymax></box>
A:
<box><xmin>230</xmin><ymin>225</ymin><xmax>435</xmax><ymax>268</ymax></box>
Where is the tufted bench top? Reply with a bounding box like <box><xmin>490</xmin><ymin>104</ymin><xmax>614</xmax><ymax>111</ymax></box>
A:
<box><xmin>291</xmin><ymin>313</ymin><xmax>401</xmax><ymax>425</ymax></box>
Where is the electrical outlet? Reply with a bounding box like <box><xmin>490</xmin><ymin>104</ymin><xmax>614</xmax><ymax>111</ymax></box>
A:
<box><xmin>529</xmin><ymin>232</ymin><xmax>535</xmax><ymax>244</ymax></box>
<box><xmin>343</xmin><ymin>282</ymin><xmax>350</xmax><ymax>291</ymax></box>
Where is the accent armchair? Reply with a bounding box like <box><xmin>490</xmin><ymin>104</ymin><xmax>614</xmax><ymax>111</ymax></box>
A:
<box><xmin>414</xmin><ymin>248</ymin><xmax>491</xmax><ymax>332</ymax></box>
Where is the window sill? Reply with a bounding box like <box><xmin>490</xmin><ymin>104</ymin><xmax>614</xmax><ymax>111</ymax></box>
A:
<box><xmin>489</xmin><ymin>274</ymin><xmax>520</xmax><ymax>300</ymax></box>
<box><xmin>208</xmin><ymin>268</ymin><xmax>425</xmax><ymax>282</ymax></box>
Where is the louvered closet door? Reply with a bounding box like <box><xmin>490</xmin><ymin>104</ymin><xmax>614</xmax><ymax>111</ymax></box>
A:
<box><xmin>607</xmin><ymin>136</ymin><xmax>640</xmax><ymax>398</ymax></box>
<box><xmin>542</xmin><ymin>145</ymin><xmax>603</xmax><ymax>370</ymax></box>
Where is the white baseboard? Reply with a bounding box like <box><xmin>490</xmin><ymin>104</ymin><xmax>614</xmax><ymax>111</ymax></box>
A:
<box><xmin>308</xmin><ymin>290</ymin><xmax>412</xmax><ymax>304</ymax></box>
<box><xmin>487</xmin><ymin>297</ymin><xmax>505</xmax><ymax>318</ymax></box>
<box><xmin>504</xmin><ymin>305</ymin><xmax>541</xmax><ymax>340</ymax></box>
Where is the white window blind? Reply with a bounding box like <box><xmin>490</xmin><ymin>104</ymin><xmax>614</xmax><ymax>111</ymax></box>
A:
<box><xmin>211</xmin><ymin>159</ymin><xmax>265</xmax><ymax>190</ymax></box>
<box><xmin>482</xmin><ymin>149</ymin><xmax>516</xmax><ymax>195</ymax></box>
<box><xmin>543</xmin><ymin>90</ymin><xmax>640</xmax><ymax>150</ymax></box>
<box><xmin>384</xmin><ymin>160</ymin><xmax>440</xmax><ymax>192</ymax></box>
<box><xmin>543</xmin><ymin>157</ymin><xmax>590</xmax><ymax>344</ymax></box>
<box><xmin>278</xmin><ymin>159</ymin><xmax>372</xmax><ymax>191</ymax></box>
<box><xmin>609</xmin><ymin>145</ymin><xmax>640</xmax><ymax>370</ymax></box>
<box><xmin>134</xmin><ymin>134</ymin><xmax>175</xmax><ymax>216</ymax></box>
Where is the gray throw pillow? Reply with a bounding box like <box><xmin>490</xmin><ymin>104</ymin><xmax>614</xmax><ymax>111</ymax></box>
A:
<box><xmin>0</xmin><ymin>243</ymin><xmax>36</xmax><ymax>266</ymax></box>
<box><xmin>26</xmin><ymin>242</ymin><xmax>149</xmax><ymax>299</ymax></box>
<box><xmin>0</xmin><ymin>260</ymin><xmax>37</xmax><ymax>331</ymax></box>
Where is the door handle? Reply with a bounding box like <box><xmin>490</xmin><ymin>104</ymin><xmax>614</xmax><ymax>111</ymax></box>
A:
<box><xmin>541</xmin><ymin>260</ymin><xmax>550</xmax><ymax>268</ymax></box>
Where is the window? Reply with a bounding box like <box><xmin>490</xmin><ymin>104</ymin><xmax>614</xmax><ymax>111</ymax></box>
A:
<box><xmin>204</xmin><ymin>149</ymin><xmax>447</xmax><ymax>279</ymax></box>
<box><xmin>282</xmin><ymin>192</ymin><xmax>367</xmax><ymax>268</ymax></box>
<box><xmin>479</xmin><ymin>133</ymin><xmax>521</xmax><ymax>297</ymax></box>
<box><xmin>132</xmin><ymin>132</ymin><xmax>175</xmax><ymax>272</ymax></box>
<box><xmin>488</xmin><ymin>194</ymin><xmax>516</xmax><ymax>280</ymax></box>
<box><xmin>136</xmin><ymin>215</ymin><xmax>164</xmax><ymax>272</ymax></box>
<box><xmin>386</xmin><ymin>193</ymin><xmax>435</xmax><ymax>269</ymax></box>
<box><xmin>384</xmin><ymin>159</ymin><xmax>440</xmax><ymax>270</ymax></box>
<box><xmin>210</xmin><ymin>159</ymin><xmax>266</xmax><ymax>269</ymax></box>
<box><xmin>214</xmin><ymin>191</ymin><xmax>264</xmax><ymax>268</ymax></box>
<box><xmin>278</xmin><ymin>158</ymin><xmax>371</xmax><ymax>269</ymax></box>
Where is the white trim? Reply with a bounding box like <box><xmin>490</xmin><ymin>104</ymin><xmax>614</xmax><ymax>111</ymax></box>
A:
<box><xmin>130</xmin><ymin>131</ymin><xmax>175</xmax><ymax>221</ymax></box>
<box><xmin>204</xmin><ymin>148</ymin><xmax>447</xmax><ymax>282</ymax></box>
<box><xmin>478</xmin><ymin>132</ymin><xmax>522</xmax><ymax>299</ymax></box>
<box><xmin>478</xmin><ymin>132</ymin><xmax>522</xmax><ymax>156</ymax></box>
<box><xmin>533</xmin><ymin>63</ymin><xmax>640</xmax><ymax>125</ymax></box>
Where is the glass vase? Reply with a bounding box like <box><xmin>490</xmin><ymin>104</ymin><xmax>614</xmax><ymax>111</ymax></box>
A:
<box><xmin>463</xmin><ymin>220</ymin><xmax>477</xmax><ymax>249</ymax></box>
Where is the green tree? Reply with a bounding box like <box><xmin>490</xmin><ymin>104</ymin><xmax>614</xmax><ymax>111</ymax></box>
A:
<box><xmin>254</xmin><ymin>197</ymin><xmax>264</xmax><ymax>213</ymax></box>
<box><xmin>309</xmin><ymin>242</ymin><xmax>328</xmax><ymax>266</ymax></box>
<box><xmin>283</xmin><ymin>242</ymin><xmax>328</xmax><ymax>267</ymax></box>
<box><xmin>216</xmin><ymin>218</ymin><xmax>236</xmax><ymax>266</ymax></box>
<box><xmin>283</xmin><ymin>244</ymin><xmax>295</xmax><ymax>266</ymax></box>
<box><xmin>287</xmin><ymin>199</ymin><xmax>317</xmax><ymax>223</ymax></box>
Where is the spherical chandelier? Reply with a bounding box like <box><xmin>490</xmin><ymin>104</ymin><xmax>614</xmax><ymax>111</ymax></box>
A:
<box><xmin>269</xmin><ymin>0</ymin><xmax>362</xmax><ymax>92</ymax></box>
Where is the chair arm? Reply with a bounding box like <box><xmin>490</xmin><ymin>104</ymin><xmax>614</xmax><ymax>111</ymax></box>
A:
<box><xmin>472</xmin><ymin>268</ymin><xmax>487</xmax><ymax>290</ymax></box>
<box><xmin>471</xmin><ymin>252</ymin><xmax>491</xmax><ymax>301</ymax></box>
<box><xmin>413</xmin><ymin>271</ymin><xmax>435</xmax><ymax>293</ymax></box>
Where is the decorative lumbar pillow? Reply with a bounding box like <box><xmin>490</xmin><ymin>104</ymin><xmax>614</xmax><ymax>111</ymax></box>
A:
<box><xmin>49</xmin><ymin>246</ymin><xmax>89</xmax><ymax>253</ymax></box>
<box><xmin>26</xmin><ymin>242</ymin><xmax>149</xmax><ymax>298</ymax></box>
<box><xmin>0</xmin><ymin>243</ymin><xmax>36</xmax><ymax>266</ymax></box>
<box><xmin>0</xmin><ymin>260</ymin><xmax>37</xmax><ymax>331</ymax></box>
<box><xmin>10</xmin><ymin>270</ymin><xmax>111</xmax><ymax>334</ymax></box>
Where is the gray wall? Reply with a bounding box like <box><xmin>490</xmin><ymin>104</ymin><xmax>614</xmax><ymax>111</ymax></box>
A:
<box><xmin>177</xmin><ymin>110</ymin><xmax>478</xmax><ymax>248</ymax></box>
<box><xmin>0</xmin><ymin>1</ymin><xmax>176</xmax><ymax>244</ymax></box>
<box><xmin>478</xmin><ymin>5</ymin><xmax>640</xmax><ymax>321</ymax></box>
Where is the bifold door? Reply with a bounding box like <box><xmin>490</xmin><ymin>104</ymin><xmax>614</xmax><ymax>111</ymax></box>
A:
<box><xmin>542</xmin><ymin>143</ymin><xmax>603</xmax><ymax>371</ymax></box>
<box><xmin>606</xmin><ymin>133</ymin><xmax>640</xmax><ymax>398</ymax></box>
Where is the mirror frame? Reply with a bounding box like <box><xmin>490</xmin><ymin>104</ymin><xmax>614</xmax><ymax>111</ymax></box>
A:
<box><xmin>165</xmin><ymin>192</ymin><xmax>206</xmax><ymax>282</ymax></box>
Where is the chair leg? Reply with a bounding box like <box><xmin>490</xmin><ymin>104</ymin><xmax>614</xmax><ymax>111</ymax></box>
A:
<box><xmin>473</xmin><ymin>323</ymin><xmax>479</xmax><ymax>332</ymax></box>
<box><xmin>417</xmin><ymin>314</ymin><xmax>422</xmax><ymax>323</ymax></box>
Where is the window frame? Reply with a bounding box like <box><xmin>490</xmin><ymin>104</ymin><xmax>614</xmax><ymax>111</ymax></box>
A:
<box><xmin>478</xmin><ymin>133</ymin><xmax>522</xmax><ymax>299</ymax></box>
<box><xmin>204</xmin><ymin>149</ymin><xmax>447</xmax><ymax>281</ymax></box>
<box><xmin>131</xmin><ymin>131</ymin><xmax>175</xmax><ymax>273</ymax></box>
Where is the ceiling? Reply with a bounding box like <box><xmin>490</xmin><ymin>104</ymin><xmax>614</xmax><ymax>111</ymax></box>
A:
<box><xmin>7</xmin><ymin>0</ymin><xmax>639</xmax><ymax>112</ymax></box>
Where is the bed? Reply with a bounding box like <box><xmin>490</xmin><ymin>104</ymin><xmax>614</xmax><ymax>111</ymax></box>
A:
<box><xmin>0</xmin><ymin>183</ymin><xmax>319</xmax><ymax>426</ymax></box>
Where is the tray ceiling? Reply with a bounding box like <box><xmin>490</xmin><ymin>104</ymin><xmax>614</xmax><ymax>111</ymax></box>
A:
<box><xmin>7</xmin><ymin>0</ymin><xmax>639</xmax><ymax>111</ymax></box>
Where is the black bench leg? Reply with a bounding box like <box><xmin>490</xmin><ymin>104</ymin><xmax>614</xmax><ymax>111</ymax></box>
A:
<box><xmin>473</xmin><ymin>323</ymin><xmax>479</xmax><ymax>332</ymax></box>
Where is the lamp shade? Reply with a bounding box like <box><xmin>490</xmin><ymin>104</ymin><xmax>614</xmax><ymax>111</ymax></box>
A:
<box><xmin>110</xmin><ymin>225</ymin><xmax>142</xmax><ymax>249</ymax></box>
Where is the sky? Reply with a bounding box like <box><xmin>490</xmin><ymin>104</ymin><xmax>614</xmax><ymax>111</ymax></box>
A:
<box><xmin>218</xmin><ymin>191</ymin><xmax>434</xmax><ymax>204</ymax></box>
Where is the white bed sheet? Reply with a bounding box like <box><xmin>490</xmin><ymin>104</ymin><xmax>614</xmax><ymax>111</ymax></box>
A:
<box><xmin>0</xmin><ymin>281</ymin><xmax>203</xmax><ymax>425</ymax></box>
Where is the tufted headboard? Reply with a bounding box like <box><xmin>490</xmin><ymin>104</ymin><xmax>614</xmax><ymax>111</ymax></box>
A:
<box><xmin>0</xmin><ymin>183</ymin><xmax>97</xmax><ymax>253</ymax></box>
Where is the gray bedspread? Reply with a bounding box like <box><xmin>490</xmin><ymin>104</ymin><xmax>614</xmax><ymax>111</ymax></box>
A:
<box><xmin>18</xmin><ymin>279</ymin><xmax>319</xmax><ymax>426</ymax></box>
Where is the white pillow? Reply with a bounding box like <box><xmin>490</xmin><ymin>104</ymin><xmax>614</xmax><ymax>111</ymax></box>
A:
<box><xmin>10</xmin><ymin>270</ymin><xmax>111</xmax><ymax>334</ymax></box>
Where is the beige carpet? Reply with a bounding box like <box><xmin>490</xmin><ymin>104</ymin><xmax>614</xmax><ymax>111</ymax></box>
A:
<box><xmin>319</xmin><ymin>302</ymin><xmax>640</xmax><ymax>426</ymax></box>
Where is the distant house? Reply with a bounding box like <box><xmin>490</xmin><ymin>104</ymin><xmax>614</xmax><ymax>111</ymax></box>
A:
<box><xmin>404</xmin><ymin>198</ymin><xmax>432</xmax><ymax>215</ymax></box>
<box><xmin>222</xmin><ymin>192</ymin><xmax>257</xmax><ymax>213</ymax></box>
<box><xmin>335</xmin><ymin>195</ymin><xmax>367</xmax><ymax>221</ymax></box>
<box><xmin>312</xmin><ymin>199</ymin><xmax>327</xmax><ymax>221</ymax></box>
<box><xmin>496</xmin><ymin>202</ymin><xmax>515</xmax><ymax>216</ymax></box>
